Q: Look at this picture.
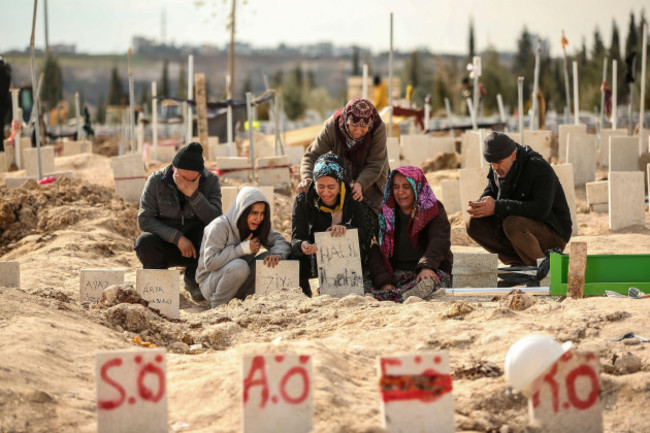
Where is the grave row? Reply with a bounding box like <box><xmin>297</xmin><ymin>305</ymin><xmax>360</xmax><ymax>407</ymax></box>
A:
<box><xmin>95</xmin><ymin>346</ymin><xmax>603</xmax><ymax>433</ymax></box>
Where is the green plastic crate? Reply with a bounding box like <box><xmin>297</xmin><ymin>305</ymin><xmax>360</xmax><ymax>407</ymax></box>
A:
<box><xmin>549</xmin><ymin>253</ymin><xmax>650</xmax><ymax>296</ymax></box>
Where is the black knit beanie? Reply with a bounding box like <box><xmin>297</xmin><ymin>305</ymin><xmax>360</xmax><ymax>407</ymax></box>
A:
<box><xmin>483</xmin><ymin>132</ymin><xmax>518</xmax><ymax>163</ymax></box>
<box><xmin>173</xmin><ymin>142</ymin><xmax>204</xmax><ymax>172</ymax></box>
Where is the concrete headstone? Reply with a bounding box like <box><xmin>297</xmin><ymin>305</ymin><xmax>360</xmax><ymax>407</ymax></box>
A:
<box><xmin>24</xmin><ymin>146</ymin><xmax>55</xmax><ymax>178</ymax></box>
<box><xmin>256</xmin><ymin>155</ymin><xmax>291</xmax><ymax>189</ymax></box>
<box><xmin>566</xmin><ymin>134</ymin><xmax>596</xmax><ymax>186</ymax></box>
<box><xmin>558</xmin><ymin>125</ymin><xmax>587</xmax><ymax>163</ymax></box>
<box><xmin>111</xmin><ymin>154</ymin><xmax>146</xmax><ymax>203</ymax></box>
<box><xmin>216</xmin><ymin>157</ymin><xmax>251</xmax><ymax>183</ymax></box>
<box><xmin>60</xmin><ymin>140</ymin><xmax>84</xmax><ymax>157</ymax></box>
<box><xmin>609</xmin><ymin>136</ymin><xmax>640</xmax><ymax>172</ymax></box>
<box><xmin>553</xmin><ymin>164</ymin><xmax>579</xmax><ymax>236</ymax></box>
<box><xmin>378</xmin><ymin>352</ymin><xmax>455</xmax><ymax>433</ymax></box>
<box><xmin>135</xmin><ymin>269</ymin><xmax>180</xmax><ymax>319</ymax></box>
<box><xmin>0</xmin><ymin>261</ymin><xmax>20</xmax><ymax>288</ymax></box>
<box><xmin>95</xmin><ymin>348</ymin><xmax>167</xmax><ymax>433</ymax></box>
<box><xmin>458</xmin><ymin>167</ymin><xmax>490</xmax><ymax>225</ymax></box>
<box><xmin>80</xmin><ymin>269</ymin><xmax>125</xmax><ymax>303</ymax></box>
<box><xmin>585</xmin><ymin>181</ymin><xmax>608</xmax><ymax>213</ymax></box>
<box><xmin>255</xmin><ymin>261</ymin><xmax>300</xmax><ymax>296</ymax></box>
<box><xmin>243</xmin><ymin>353</ymin><xmax>313</xmax><ymax>433</ymax></box>
<box><xmin>609</xmin><ymin>171</ymin><xmax>645</xmax><ymax>230</ymax></box>
<box><xmin>508</xmin><ymin>130</ymin><xmax>552</xmax><ymax>161</ymax></box>
<box><xmin>220</xmin><ymin>186</ymin><xmax>239</xmax><ymax>214</ymax></box>
<box><xmin>314</xmin><ymin>229</ymin><xmax>364</xmax><ymax>297</ymax></box>
<box><xmin>598</xmin><ymin>129</ymin><xmax>627</xmax><ymax>167</ymax></box>
<box><xmin>284</xmin><ymin>146</ymin><xmax>304</xmax><ymax>166</ymax></box>
<box><xmin>460</xmin><ymin>131</ymin><xmax>484</xmax><ymax>169</ymax></box>
<box><xmin>440</xmin><ymin>179</ymin><xmax>461</xmax><ymax>214</ymax></box>
<box><xmin>527</xmin><ymin>350</ymin><xmax>602</xmax><ymax>433</ymax></box>
<box><xmin>452</xmin><ymin>253</ymin><xmax>499</xmax><ymax>288</ymax></box>
<box><xmin>386</xmin><ymin>137</ymin><xmax>401</xmax><ymax>167</ymax></box>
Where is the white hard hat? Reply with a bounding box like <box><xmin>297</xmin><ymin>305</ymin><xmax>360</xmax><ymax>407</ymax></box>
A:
<box><xmin>504</xmin><ymin>335</ymin><xmax>573</xmax><ymax>394</ymax></box>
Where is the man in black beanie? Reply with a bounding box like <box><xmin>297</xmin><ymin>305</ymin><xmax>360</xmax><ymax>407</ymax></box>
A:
<box><xmin>135</xmin><ymin>142</ymin><xmax>222</xmax><ymax>301</ymax></box>
<box><xmin>465</xmin><ymin>132</ymin><xmax>572</xmax><ymax>268</ymax></box>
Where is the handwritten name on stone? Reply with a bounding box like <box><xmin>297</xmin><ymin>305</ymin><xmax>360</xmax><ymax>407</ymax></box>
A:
<box><xmin>135</xmin><ymin>269</ymin><xmax>179</xmax><ymax>319</ymax></box>
<box><xmin>80</xmin><ymin>269</ymin><xmax>125</xmax><ymax>303</ymax></box>
<box><xmin>314</xmin><ymin>229</ymin><xmax>363</xmax><ymax>297</ymax></box>
<box><xmin>255</xmin><ymin>260</ymin><xmax>300</xmax><ymax>296</ymax></box>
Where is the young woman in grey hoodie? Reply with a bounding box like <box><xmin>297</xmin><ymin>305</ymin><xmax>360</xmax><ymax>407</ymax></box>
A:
<box><xmin>196</xmin><ymin>186</ymin><xmax>291</xmax><ymax>307</ymax></box>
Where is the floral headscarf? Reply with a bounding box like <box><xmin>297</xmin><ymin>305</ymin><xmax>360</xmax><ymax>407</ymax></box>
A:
<box><xmin>333</xmin><ymin>98</ymin><xmax>382</xmax><ymax>177</ymax></box>
<box><xmin>378</xmin><ymin>166</ymin><xmax>439</xmax><ymax>271</ymax></box>
<box><xmin>312</xmin><ymin>153</ymin><xmax>347</xmax><ymax>214</ymax></box>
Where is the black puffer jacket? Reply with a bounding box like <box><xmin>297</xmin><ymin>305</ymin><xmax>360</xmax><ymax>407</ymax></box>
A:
<box><xmin>479</xmin><ymin>144</ymin><xmax>572</xmax><ymax>242</ymax></box>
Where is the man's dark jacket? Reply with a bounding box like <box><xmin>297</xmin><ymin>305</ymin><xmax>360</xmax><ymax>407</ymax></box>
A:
<box><xmin>479</xmin><ymin>144</ymin><xmax>572</xmax><ymax>242</ymax></box>
<box><xmin>138</xmin><ymin>165</ymin><xmax>222</xmax><ymax>244</ymax></box>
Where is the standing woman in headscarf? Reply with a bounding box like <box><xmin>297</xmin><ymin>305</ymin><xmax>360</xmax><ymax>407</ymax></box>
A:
<box><xmin>297</xmin><ymin>98</ymin><xmax>389</xmax><ymax>213</ymax></box>
<box><xmin>291</xmin><ymin>153</ymin><xmax>375</xmax><ymax>296</ymax></box>
<box><xmin>367</xmin><ymin>166</ymin><xmax>453</xmax><ymax>302</ymax></box>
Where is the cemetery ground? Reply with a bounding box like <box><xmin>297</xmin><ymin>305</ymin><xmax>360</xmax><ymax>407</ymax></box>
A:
<box><xmin>1</xmin><ymin>149</ymin><xmax>650</xmax><ymax>432</ymax></box>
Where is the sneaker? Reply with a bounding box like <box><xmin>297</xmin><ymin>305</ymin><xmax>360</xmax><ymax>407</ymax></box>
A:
<box><xmin>184</xmin><ymin>267</ymin><xmax>204</xmax><ymax>301</ymax></box>
<box><xmin>402</xmin><ymin>278</ymin><xmax>444</xmax><ymax>301</ymax></box>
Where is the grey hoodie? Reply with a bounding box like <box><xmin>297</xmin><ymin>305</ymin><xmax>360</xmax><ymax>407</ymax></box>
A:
<box><xmin>196</xmin><ymin>186</ymin><xmax>290</xmax><ymax>284</ymax></box>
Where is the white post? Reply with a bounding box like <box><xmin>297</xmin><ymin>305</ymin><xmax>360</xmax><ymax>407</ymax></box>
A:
<box><xmin>599</xmin><ymin>57</ymin><xmax>608</xmax><ymax>134</ymax></box>
<box><xmin>29</xmin><ymin>0</ymin><xmax>42</xmax><ymax>179</ymax></box>
<box><xmin>246</xmin><ymin>92</ymin><xmax>254</xmax><ymax>181</ymax></box>
<box><xmin>75</xmin><ymin>92</ymin><xmax>83</xmax><ymax>152</ymax></box>
<box><xmin>186</xmin><ymin>54</ymin><xmax>194</xmax><ymax>145</ymax></box>
<box><xmin>388</xmin><ymin>12</ymin><xmax>393</xmax><ymax>138</ymax></box>
<box><xmin>424</xmin><ymin>98</ymin><xmax>431</xmax><ymax>131</ymax></box>
<box><xmin>497</xmin><ymin>93</ymin><xmax>507</xmax><ymax>131</ymax></box>
<box><xmin>518</xmin><ymin>77</ymin><xmax>525</xmax><ymax>145</ymax></box>
<box><xmin>362</xmin><ymin>64</ymin><xmax>369</xmax><ymax>100</ymax></box>
<box><xmin>226</xmin><ymin>75</ymin><xmax>234</xmax><ymax>156</ymax></box>
<box><xmin>444</xmin><ymin>97</ymin><xmax>454</xmax><ymax>139</ymax></box>
<box><xmin>152</xmin><ymin>81</ymin><xmax>158</xmax><ymax>161</ymax></box>
<box><xmin>472</xmin><ymin>56</ymin><xmax>481</xmax><ymax>129</ymax></box>
<box><xmin>479</xmin><ymin>128</ymin><xmax>485</xmax><ymax>168</ymax></box>
<box><xmin>128</xmin><ymin>48</ymin><xmax>136</xmax><ymax>154</ymax></box>
<box><xmin>467</xmin><ymin>97</ymin><xmax>477</xmax><ymax>130</ymax></box>
<box><xmin>11</xmin><ymin>88</ymin><xmax>21</xmax><ymax>168</ymax></box>
<box><xmin>639</xmin><ymin>23</ymin><xmax>647</xmax><ymax>155</ymax></box>
<box><xmin>561</xmin><ymin>30</ymin><xmax>571</xmax><ymax>123</ymax></box>
<box><xmin>530</xmin><ymin>39</ymin><xmax>541</xmax><ymax>130</ymax></box>
<box><xmin>612</xmin><ymin>60</ymin><xmax>618</xmax><ymax>130</ymax></box>
<box><xmin>573</xmin><ymin>61</ymin><xmax>579</xmax><ymax>125</ymax></box>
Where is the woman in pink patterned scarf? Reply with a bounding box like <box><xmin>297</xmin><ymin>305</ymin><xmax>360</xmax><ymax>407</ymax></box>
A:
<box><xmin>297</xmin><ymin>98</ymin><xmax>389</xmax><ymax>213</ymax></box>
<box><xmin>367</xmin><ymin>166</ymin><xmax>453</xmax><ymax>302</ymax></box>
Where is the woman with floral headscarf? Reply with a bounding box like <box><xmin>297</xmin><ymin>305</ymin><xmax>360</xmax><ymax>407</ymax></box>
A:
<box><xmin>367</xmin><ymin>166</ymin><xmax>453</xmax><ymax>302</ymax></box>
<box><xmin>297</xmin><ymin>98</ymin><xmax>389</xmax><ymax>213</ymax></box>
<box><xmin>291</xmin><ymin>153</ymin><xmax>375</xmax><ymax>296</ymax></box>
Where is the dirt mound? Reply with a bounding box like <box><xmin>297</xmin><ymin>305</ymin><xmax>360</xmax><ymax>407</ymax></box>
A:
<box><xmin>421</xmin><ymin>152</ymin><xmax>461</xmax><ymax>172</ymax></box>
<box><xmin>0</xmin><ymin>177</ymin><xmax>138</xmax><ymax>255</ymax></box>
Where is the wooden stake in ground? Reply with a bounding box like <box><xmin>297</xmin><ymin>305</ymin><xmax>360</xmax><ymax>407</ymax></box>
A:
<box><xmin>567</xmin><ymin>242</ymin><xmax>587</xmax><ymax>299</ymax></box>
<box><xmin>194</xmin><ymin>73</ymin><xmax>209</xmax><ymax>156</ymax></box>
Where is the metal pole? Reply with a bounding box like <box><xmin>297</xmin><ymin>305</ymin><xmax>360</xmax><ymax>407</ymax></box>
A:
<box><xmin>530</xmin><ymin>39</ymin><xmax>541</xmax><ymax>130</ymax></box>
<box><xmin>639</xmin><ymin>24</ymin><xmax>647</xmax><ymax>155</ymax></box>
<box><xmin>388</xmin><ymin>12</ymin><xmax>393</xmax><ymax>138</ymax></box>
<box><xmin>561</xmin><ymin>31</ymin><xmax>571</xmax><ymax>124</ymax></box>
<box><xmin>228</xmin><ymin>0</ymin><xmax>236</xmax><ymax>99</ymax></box>
<box><xmin>30</xmin><ymin>0</ymin><xmax>43</xmax><ymax>180</ymax></box>
<box><xmin>11</xmin><ymin>89</ymin><xmax>21</xmax><ymax>168</ymax></box>
<box><xmin>43</xmin><ymin>0</ymin><xmax>49</xmax><ymax>54</ymax></box>
<box><xmin>362</xmin><ymin>64</ymin><xmax>368</xmax><ymax>99</ymax></box>
<box><xmin>472</xmin><ymin>56</ymin><xmax>480</xmax><ymax>129</ymax></box>
<box><xmin>226</xmin><ymin>75</ymin><xmax>234</xmax><ymax>156</ymax></box>
<box><xmin>497</xmin><ymin>93</ymin><xmax>507</xmax><ymax>131</ymax></box>
<box><xmin>444</xmin><ymin>97</ymin><xmax>454</xmax><ymax>139</ymax></box>
<box><xmin>573</xmin><ymin>61</ymin><xmax>579</xmax><ymax>125</ymax></box>
<box><xmin>246</xmin><ymin>92</ymin><xmax>254</xmax><ymax>182</ymax></box>
<box><xmin>186</xmin><ymin>54</ymin><xmax>194</xmax><ymax>145</ymax></box>
<box><xmin>599</xmin><ymin>57</ymin><xmax>608</xmax><ymax>135</ymax></box>
<box><xmin>128</xmin><ymin>48</ymin><xmax>136</xmax><ymax>154</ymax></box>
<box><xmin>262</xmin><ymin>72</ymin><xmax>282</xmax><ymax>155</ymax></box>
<box><xmin>74</xmin><ymin>92</ymin><xmax>83</xmax><ymax>152</ymax></box>
<box><xmin>612</xmin><ymin>60</ymin><xmax>618</xmax><ymax>130</ymax></box>
<box><xmin>467</xmin><ymin>97</ymin><xmax>477</xmax><ymax>130</ymax></box>
<box><xmin>517</xmin><ymin>77</ymin><xmax>525</xmax><ymax>145</ymax></box>
<box><xmin>152</xmin><ymin>81</ymin><xmax>158</xmax><ymax>161</ymax></box>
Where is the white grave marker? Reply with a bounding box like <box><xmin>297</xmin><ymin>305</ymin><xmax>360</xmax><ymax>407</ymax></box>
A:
<box><xmin>256</xmin><ymin>155</ymin><xmax>291</xmax><ymax>188</ymax></box>
<box><xmin>552</xmin><ymin>164</ymin><xmax>579</xmax><ymax>236</ymax></box>
<box><xmin>609</xmin><ymin>171</ymin><xmax>645</xmax><ymax>230</ymax></box>
<box><xmin>598</xmin><ymin>129</ymin><xmax>627</xmax><ymax>167</ymax></box>
<box><xmin>508</xmin><ymin>130</ymin><xmax>552</xmax><ymax>161</ymax></box>
<box><xmin>609</xmin><ymin>136</ymin><xmax>640</xmax><ymax>172</ymax></box>
<box><xmin>220</xmin><ymin>186</ymin><xmax>239</xmax><ymax>214</ymax></box>
<box><xmin>378</xmin><ymin>352</ymin><xmax>455</xmax><ymax>433</ymax></box>
<box><xmin>527</xmin><ymin>350</ymin><xmax>602</xmax><ymax>433</ymax></box>
<box><xmin>255</xmin><ymin>260</ymin><xmax>300</xmax><ymax>296</ymax></box>
<box><xmin>216</xmin><ymin>156</ymin><xmax>251</xmax><ymax>183</ymax></box>
<box><xmin>135</xmin><ymin>269</ymin><xmax>180</xmax><ymax>319</ymax></box>
<box><xmin>0</xmin><ymin>261</ymin><xmax>20</xmax><ymax>288</ymax></box>
<box><xmin>60</xmin><ymin>140</ymin><xmax>84</xmax><ymax>157</ymax></box>
<box><xmin>440</xmin><ymin>179</ymin><xmax>461</xmax><ymax>214</ymax></box>
<box><xmin>314</xmin><ymin>229</ymin><xmax>364</xmax><ymax>297</ymax></box>
<box><xmin>95</xmin><ymin>348</ymin><xmax>167</xmax><ymax>433</ymax></box>
<box><xmin>80</xmin><ymin>269</ymin><xmax>125</xmax><ymax>303</ymax></box>
<box><xmin>285</xmin><ymin>146</ymin><xmax>305</xmax><ymax>166</ymax></box>
<box><xmin>558</xmin><ymin>125</ymin><xmax>587</xmax><ymax>163</ymax></box>
<box><xmin>111</xmin><ymin>154</ymin><xmax>146</xmax><ymax>203</ymax></box>
<box><xmin>566</xmin><ymin>134</ymin><xmax>597</xmax><ymax>186</ymax></box>
<box><xmin>458</xmin><ymin>167</ymin><xmax>490</xmax><ymax>225</ymax></box>
<box><xmin>243</xmin><ymin>353</ymin><xmax>313</xmax><ymax>433</ymax></box>
<box><xmin>460</xmin><ymin>130</ymin><xmax>484</xmax><ymax>168</ymax></box>
<box><xmin>386</xmin><ymin>136</ymin><xmax>401</xmax><ymax>167</ymax></box>
<box><xmin>24</xmin><ymin>146</ymin><xmax>55</xmax><ymax>178</ymax></box>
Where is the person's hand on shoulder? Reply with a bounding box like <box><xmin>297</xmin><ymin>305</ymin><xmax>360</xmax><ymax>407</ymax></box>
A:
<box><xmin>350</xmin><ymin>182</ymin><xmax>363</xmax><ymax>201</ymax></box>
<box><xmin>297</xmin><ymin>178</ymin><xmax>312</xmax><ymax>193</ymax></box>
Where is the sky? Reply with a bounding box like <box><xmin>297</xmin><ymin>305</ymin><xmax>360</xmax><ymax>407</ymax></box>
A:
<box><xmin>0</xmin><ymin>0</ymin><xmax>648</xmax><ymax>56</ymax></box>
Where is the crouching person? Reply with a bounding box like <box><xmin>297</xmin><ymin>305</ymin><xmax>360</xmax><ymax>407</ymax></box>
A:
<box><xmin>196</xmin><ymin>186</ymin><xmax>291</xmax><ymax>307</ymax></box>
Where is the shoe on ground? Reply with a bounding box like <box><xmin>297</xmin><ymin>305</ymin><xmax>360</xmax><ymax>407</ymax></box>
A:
<box><xmin>184</xmin><ymin>268</ymin><xmax>204</xmax><ymax>301</ymax></box>
<box><xmin>402</xmin><ymin>278</ymin><xmax>445</xmax><ymax>301</ymax></box>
